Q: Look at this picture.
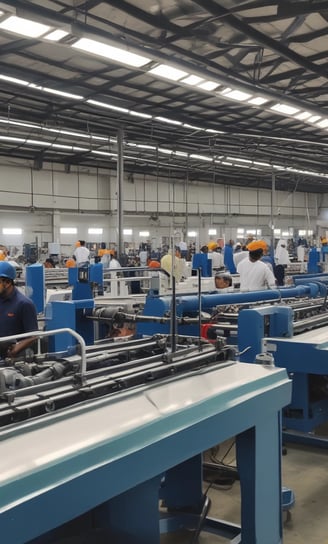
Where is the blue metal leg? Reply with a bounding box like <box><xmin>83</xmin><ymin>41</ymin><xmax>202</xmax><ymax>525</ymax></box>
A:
<box><xmin>94</xmin><ymin>476</ymin><xmax>161</xmax><ymax>544</ymax></box>
<box><xmin>237</xmin><ymin>413</ymin><xmax>282</xmax><ymax>544</ymax></box>
<box><xmin>161</xmin><ymin>454</ymin><xmax>203</xmax><ymax>510</ymax></box>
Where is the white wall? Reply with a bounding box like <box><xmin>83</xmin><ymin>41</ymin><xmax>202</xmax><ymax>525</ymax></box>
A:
<box><xmin>0</xmin><ymin>157</ymin><xmax>323</xmax><ymax>250</ymax></box>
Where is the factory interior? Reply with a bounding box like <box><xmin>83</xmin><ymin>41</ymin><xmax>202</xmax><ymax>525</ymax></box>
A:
<box><xmin>1</xmin><ymin>1</ymin><xmax>328</xmax><ymax>543</ymax></box>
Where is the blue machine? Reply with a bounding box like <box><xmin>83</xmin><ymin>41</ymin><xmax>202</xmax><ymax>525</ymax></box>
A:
<box><xmin>44</xmin><ymin>264</ymin><xmax>103</xmax><ymax>352</ymax></box>
<box><xmin>137</xmin><ymin>283</ymin><xmax>321</xmax><ymax>337</ymax></box>
<box><xmin>25</xmin><ymin>263</ymin><xmax>45</xmax><ymax>313</ymax></box>
<box><xmin>238</xmin><ymin>305</ymin><xmax>328</xmax><ymax>446</ymax></box>
<box><xmin>0</xmin><ymin>358</ymin><xmax>291</xmax><ymax>544</ymax></box>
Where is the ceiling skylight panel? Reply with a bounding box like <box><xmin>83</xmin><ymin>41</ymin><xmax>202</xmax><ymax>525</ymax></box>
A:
<box><xmin>248</xmin><ymin>96</ymin><xmax>268</xmax><ymax>105</ymax></box>
<box><xmin>295</xmin><ymin>111</ymin><xmax>312</xmax><ymax>120</ymax></box>
<box><xmin>197</xmin><ymin>81</ymin><xmax>219</xmax><ymax>91</ymax></box>
<box><xmin>317</xmin><ymin>119</ymin><xmax>328</xmax><ymax>128</ymax></box>
<box><xmin>72</xmin><ymin>38</ymin><xmax>151</xmax><ymax>68</ymax></box>
<box><xmin>181</xmin><ymin>75</ymin><xmax>204</xmax><ymax>86</ymax></box>
<box><xmin>148</xmin><ymin>64</ymin><xmax>188</xmax><ymax>81</ymax></box>
<box><xmin>221</xmin><ymin>88</ymin><xmax>252</xmax><ymax>101</ymax></box>
<box><xmin>44</xmin><ymin>29</ymin><xmax>69</xmax><ymax>41</ymax></box>
<box><xmin>0</xmin><ymin>16</ymin><xmax>50</xmax><ymax>38</ymax></box>
<box><xmin>271</xmin><ymin>103</ymin><xmax>299</xmax><ymax>115</ymax></box>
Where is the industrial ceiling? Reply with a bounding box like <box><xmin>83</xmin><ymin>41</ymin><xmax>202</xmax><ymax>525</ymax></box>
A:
<box><xmin>1</xmin><ymin>1</ymin><xmax>328</xmax><ymax>193</ymax></box>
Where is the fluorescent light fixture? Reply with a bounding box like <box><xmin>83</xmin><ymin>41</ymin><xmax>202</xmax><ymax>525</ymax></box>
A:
<box><xmin>198</xmin><ymin>80</ymin><xmax>219</xmax><ymax>91</ymax></box>
<box><xmin>92</xmin><ymin>150</ymin><xmax>117</xmax><ymax>157</ymax></box>
<box><xmin>42</xmin><ymin>87</ymin><xmax>84</xmax><ymax>100</ymax></box>
<box><xmin>129</xmin><ymin>110</ymin><xmax>152</xmax><ymax>119</ymax></box>
<box><xmin>88</xmin><ymin>228</ymin><xmax>103</xmax><ymax>235</ymax></box>
<box><xmin>44</xmin><ymin>29</ymin><xmax>69</xmax><ymax>41</ymax></box>
<box><xmin>158</xmin><ymin>148</ymin><xmax>172</xmax><ymax>155</ymax></box>
<box><xmin>174</xmin><ymin>150</ymin><xmax>188</xmax><ymax>157</ymax></box>
<box><xmin>0</xmin><ymin>16</ymin><xmax>50</xmax><ymax>38</ymax></box>
<box><xmin>2</xmin><ymin>228</ymin><xmax>22</xmax><ymax>235</ymax></box>
<box><xmin>208</xmin><ymin>229</ymin><xmax>217</xmax><ymax>235</ymax></box>
<box><xmin>183</xmin><ymin>123</ymin><xmax>203</xmax><ymax>131</ymax></box>
<box><xmin>294</xmin><ymin>111</ymin><xmax>312</xmax><ymax>120</ymax></box>
<box><xmin>87</xmin><ymin>99</ymin><xmax>129</xmax><ymax>113</ymax></box>
<box><xmin>72</xmin><ymin>38</ymin><xmax>151</xmax><ymax>68</ymax></box>
<box><xmin>26</xmin><ymin>139</ymin><xmax>49</xmax><ymax>146</ymax></box>
<box><xmin>190</xmin><ymin>154</ymin><xmax>213</xmax><ymax>161</ymax></box>
<box><xmin>123</xmin><ymin>228</ymin><xmax>133</xmax><ymax>235</ymax></box>
<box><xmin>307</xmin><ymin>115</ymin><xmax>321</xmax><ymax>123</ymax></box>
<box><xmin>318</xmin><ymin>119</ymin><xmax>328</xmax><ymax>128</ymax></box>
<box><xmin>60</xmin><ymin>227</ymin><xmax>77</xmax><ymax>234</ymax></box>
<box><xmin>0</xmin><ymin>136</ymin><xmax>24</xmax><ymax>143</ymax></box>
<box><xmin>139</xmin><ymin>231</ymin><xmax>149</xmax><ymax>237</ymax></box>
<box><xmin>135</xmin><ymin>144</ymin><xmax>156</xmax><ymax>150</ymax></box>
<box><xmin>188</xmin><ymin>231</ymin><xmax>197</xmax><ymax>237</ymax></box>
<box><xmin>248</xmin><ymin>96</ymin><xmax>268</xmax><ymax>105</ymax></box>
<box><xmin>271</xmin><ymin>103</ymin><xmax>299</xmax><ymax>115</ymax></box>
<box><xmin>148</xmin><ymin>64</ymin><xmax>188</xmax><ymax>81</ymax></box>
<box><xmin>155</xmin><ymin>116</ymin><xmax>182</xmax><ymax>125</ymax></box>
<box><xmin>0</xmin><ymin>74</ymin><xmax>29</xmax><ymax>86</ymax></box>
<box><xmin>221</xmin><ymin>88</ymin><xmax>252</xmax><ymax>101</ymax></box>
<box><xmin>298</xmin><ymin>230</ymin><xmax>306</xmax><ymax>236</ymax></box>
<box><xmin>221</xmin><ymin>161</ymin><xmax>233</xmax><ymax>166</ymax></box>
<box><xmin>181</xmin><ymin>75</ymin><xmax>204</xmax><ymax>86</ymax></box>
<box><xmin>51</xmin><ymin>144</ymin><xmax>88</xmax><ymax>152</ymax></box>
<box><xmin>253</xmin><ymin>161</ymin><xmax>271</xmax><ymax>167</ymax></box>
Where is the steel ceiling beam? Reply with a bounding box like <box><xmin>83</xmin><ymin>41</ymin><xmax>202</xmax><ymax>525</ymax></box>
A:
<box><xmin>191</xmin><ymin>0</ymin><xmax>328</xmax><ymax>79</ymax></box>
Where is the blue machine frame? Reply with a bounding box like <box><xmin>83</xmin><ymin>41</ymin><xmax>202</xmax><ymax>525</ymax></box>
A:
<box><xmin>238</xmin><ymin>305</ymin><xmax>328</xmax><ymax>447</ymax></box>
<box><xmin>0</xmin><ymin>362</ymin><xmax>291</xmax><ymax>544</ymax></box>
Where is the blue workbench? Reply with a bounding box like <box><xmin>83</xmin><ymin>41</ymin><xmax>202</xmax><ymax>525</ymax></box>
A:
<box><xmin>0</xmin><ymin>361</ymin><xmax>291</xmax><ymax>544</ymax></box>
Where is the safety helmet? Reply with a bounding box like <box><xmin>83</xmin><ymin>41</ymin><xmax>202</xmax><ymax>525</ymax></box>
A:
<box><xmin>0</xmin><ymin>261</ymin><xmax>16</xmax><ymax>280</ymax></box>
<box><xmin>207</xmin><ymin>241</ymin><xmax>218</xmax><ymax>251</ymax></box>
<box><xmin>247</xmin><ymin>240</ymin><xmax>267</xmax><ymax>252</ymax></box>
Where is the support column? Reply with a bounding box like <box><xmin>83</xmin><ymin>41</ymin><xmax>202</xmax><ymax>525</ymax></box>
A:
<box><xmin>117</xmin><ymin>127</ymin><xmax>124</xmax><ymax>257</ymax></box>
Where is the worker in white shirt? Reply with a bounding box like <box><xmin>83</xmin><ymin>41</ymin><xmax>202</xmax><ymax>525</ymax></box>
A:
<box><xmin>237</xmin><ymin>240</ymin><xmax>276</xmax><ymax>291</ymax></box>
<box><xmin>73</xmin><ymin>240</ymin><xmax>90</xmax><ymax>267</ymax></box>
<box><xmin>208</xmin><ymin>241</ymin><xmax>224</xmax><ymax>271</ymax></box>
<box><xmin>274</xmin><ymin>239</ymin><xmax>290</xmax><ymax>285</ymax></box>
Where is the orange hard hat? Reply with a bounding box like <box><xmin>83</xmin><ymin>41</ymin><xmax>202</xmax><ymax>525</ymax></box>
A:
<box><xmin>65</xmin><ymin>258</ymin><xmax>76</xmax><ymax>268</ymax></box>
<box><xmin>149</xmin><ymin>260</ymin><xmax>160</xmax><ymax>268</ymax></box>
<box><xmin>247</xmin><ymin>240</ymin><xmax>267</xmax><ymax>252</ymax></box>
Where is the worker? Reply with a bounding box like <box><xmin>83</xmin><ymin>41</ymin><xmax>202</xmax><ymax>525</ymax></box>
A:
<box><xmin>73</xmin><ymin>240</ymin><xmax>90</xmax><ymax>267</ymax></box>
<box><xmin>44</xmin><ymin>258</ymin><xmax>55</xmax><ymax>268</ymax></box>
<box><xmin>160</xmin><ymin>247</ymin><xmax>183</xmax><ymax>282</ymax></box>
<box><xmin>223</xmin><ymin>239</ymin><xmax>237</xmax><ymax>274</ymax></box>
<box><xmin>0</xmin><ymin>261</ymin><xmax>38</xmax><ymax>360</ymax></box>
<box><xmin>208</xmin><ymin>241</ymin><xmax>224</xmax><ymax>271</ymax></box>
<box><xmin>274</xmin><ymin>239</ymin><xmax>291</xmax><ymax>286</ymax></box>
<box><xmin>233</xmin><ymin>243</ymin><xmax>248</xmax><ymax>268</ymax></box>
<box><xmin>109</xmin><ymin>251</ymin><xmax>121</xmax><ymax>276</ymax></box>
<box><xmin>237</xmin><ymin>240</ymin><xmax>276</xmax><ymax>291</ymax></box>
<box><xmin>214</xmin><ymin>272</ymin><xmax>233</xmax><ymax>290</ymax></box>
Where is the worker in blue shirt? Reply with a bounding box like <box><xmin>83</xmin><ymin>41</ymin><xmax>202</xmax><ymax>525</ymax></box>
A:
<box><xmin>0</xmin><ymin>262</ymin><xmax>38</xmax><ymax>360</ymax></box>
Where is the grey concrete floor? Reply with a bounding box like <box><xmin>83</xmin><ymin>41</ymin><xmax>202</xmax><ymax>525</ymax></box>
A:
<box><xmin>161</xmin><ymin>440</ymin><xmax>328</xmax><ymax>544</ymax></box>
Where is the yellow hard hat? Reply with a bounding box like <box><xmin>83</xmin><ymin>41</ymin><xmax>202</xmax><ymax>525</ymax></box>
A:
<box><xmin>207</xmin><ymin>241</ymin><xmax>218</xmax><ymax>251</ymax></box>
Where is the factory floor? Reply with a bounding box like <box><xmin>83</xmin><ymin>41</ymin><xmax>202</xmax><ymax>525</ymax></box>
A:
<box><xmin>161</xmin><ymin>438</ymin><xmax>328</xmax><ymax>544</ymax></box>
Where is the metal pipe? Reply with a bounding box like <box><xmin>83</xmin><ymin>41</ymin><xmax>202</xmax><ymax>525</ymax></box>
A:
<box><xmin>0</xmin><ymin>328</ymin><xmax>87</xmax><ymax>381</ymax></box>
